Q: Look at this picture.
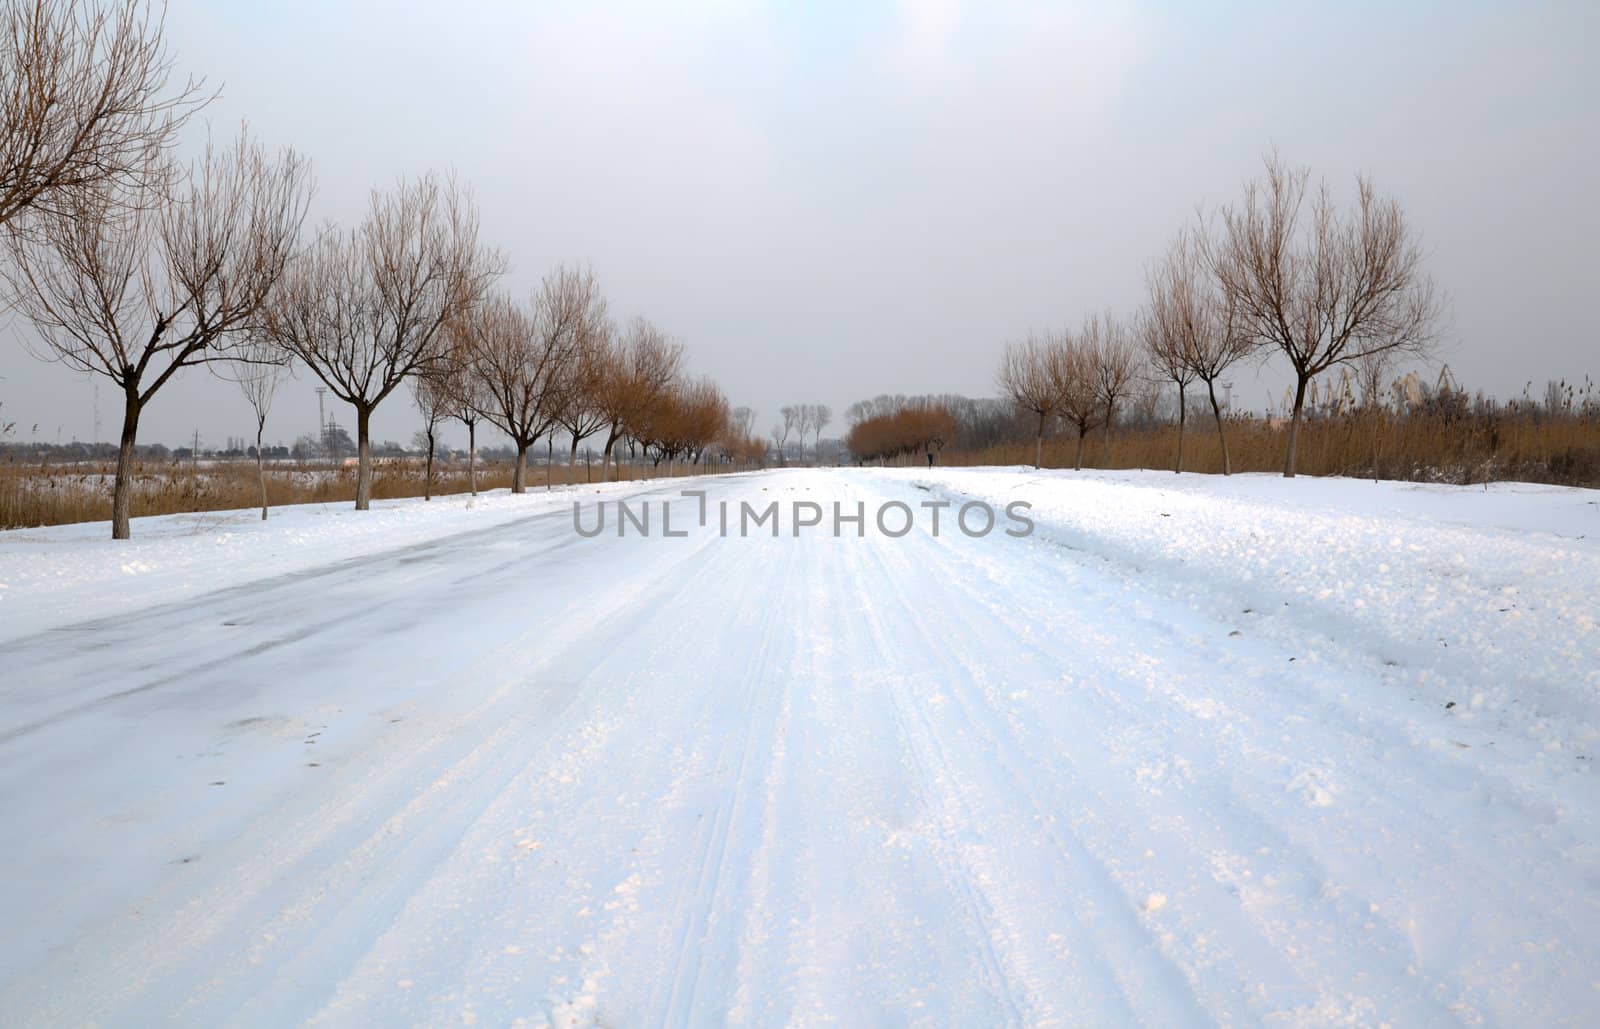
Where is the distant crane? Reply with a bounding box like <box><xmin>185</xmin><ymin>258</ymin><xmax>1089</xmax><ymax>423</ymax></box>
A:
<box><xmin>1436</xmin><ymin>364</ymin><xmax>1460</xmax><ymax>395</ymax></box>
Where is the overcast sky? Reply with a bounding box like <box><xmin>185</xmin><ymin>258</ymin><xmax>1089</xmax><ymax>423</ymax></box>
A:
<box><xmin>1</xmin><ymin>0</ymin><xmax>1594</xmax><ymax>450</ymax></box>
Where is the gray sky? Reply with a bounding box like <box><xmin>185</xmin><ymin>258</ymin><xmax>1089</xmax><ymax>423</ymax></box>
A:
<box><xmin>2</xmin><ymin>0</ymin><xmax>1595</xmax><ymax>450</ymax></box>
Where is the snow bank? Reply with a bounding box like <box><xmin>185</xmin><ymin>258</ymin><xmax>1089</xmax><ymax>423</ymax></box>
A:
<box><xmin>0</xmin><ymin>478</ymin><xmax>696</xmax><ymax>643</ymax></box>
<box><xmin>893</xmin><ymin>465</ymin><xmax>1600</xmax><ymax>757</ymax></box>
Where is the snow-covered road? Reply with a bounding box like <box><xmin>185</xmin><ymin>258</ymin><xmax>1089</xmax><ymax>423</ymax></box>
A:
<box><xmin>1</xmin><ymin>468</ymin><xmax>1596</xmax><ymax>1026</ymax></box>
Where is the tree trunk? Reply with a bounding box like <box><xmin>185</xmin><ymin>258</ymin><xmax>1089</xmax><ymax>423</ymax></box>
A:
<box><xmin>601</xmin><ymin>427</ymin><xmax>620</xmax><ymax>482</ymax></box>
<box><xmin>256</xmin><ymin>417</ymin><xmax>268</xmax><ymax>520</ymax></box>
<box><xmin>1371</xmin><ymin>407</ymin><xmax>1382</xmax><ymax>484</ymax></box>
<box><xmin>467</xmin><ymin>420</ymin><xmax>477</xmax><ymax>496</ymax></box>
<box><xmin>354</xmin><ymin>405</ymin><xmax>375</xmax><ymax>509</ymax></box>
<box><xmin>1034</xmin><ymin>411</ymin><xmax>1044</xmax><ymax>469</ymax></box>
<box><xmin>1285</xmin><ymin>374</ymin><xmax>1309</xmax><ymax>478</ymax></box>
<box><xmin>1175</xmin><ymin>387</ymin><xmax>1186</xmax><ymax>474</ymax></box>
<box><xmin>1206</xmin><ymin>378</ymin><xmax>1231</xmax><ymax>475</ymax></box>
<box><xmin>546</xmin><ymin>437</ymin><xmax>553</xmax><ymax>491</ymax></box>
<box><xmin>111</xmin><ymin>390</ymin><xmax>142</xmax><ymax>540</ymax></box>
<box><xmin>423</xmin><ymin>428</ymin><xmax>435</xmax><ymax>501</ymax></box>
<box><xmin>1102</xmin><ymin>404</ymin><xmax>1115</xmax><ymax>465</ymax></box>
<box><xmin>512</xmin><ymin>442</ymin><xmax>527</xmax><ymax>494</ymax></box>
<box><xmin>1073</xmin><ymin>428</ymin><xmax>1086</xmax><ymax>471</ymax></box>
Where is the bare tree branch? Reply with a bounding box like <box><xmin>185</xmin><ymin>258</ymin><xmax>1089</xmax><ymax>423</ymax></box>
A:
<box><xmin>264</xmin><ymin>171</ymin><xmax>503</xmax><ymax>508</ymax></box>
<box><xmin>0</xmin><ymin>0</ymin><xmax>210</xmax><ymax>231</ymax></box>
<box><xmin>2</xmin><ymin>125</ymin><xmax>310</xmax><ymax>537</ymax></box>
<box><xmin>1209</xmin><ymin>152</ymin><xmax>1444</xmax><ymax>475</ymax></box>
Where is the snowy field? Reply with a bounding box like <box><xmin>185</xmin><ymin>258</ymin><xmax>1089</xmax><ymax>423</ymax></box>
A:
<box><xmin>0</xmin><ymin>467</ymin><xmax>1596</xmax><ymax>1026</ymax></box>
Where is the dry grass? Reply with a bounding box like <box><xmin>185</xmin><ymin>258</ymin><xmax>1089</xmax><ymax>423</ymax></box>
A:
<box><xmin>947</xmin><ymin>410</ymin><xmax>1600</xmax><ymax>486</ymax></box>
<box><xmin>0</xmin><ymin>456</ymin><xmax>669</xmax><ymax>530</ymax></box>
<box><xmin>12</xmin><ymin>411</ymin><xmax>1596</xmax><ymax>530</ymax></box>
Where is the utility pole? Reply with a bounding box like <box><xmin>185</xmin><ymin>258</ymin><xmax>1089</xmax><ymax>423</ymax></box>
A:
<box><xmin>315</xmin><ymin>387</ymin><xmax>328</xmax><ymax>455</ymax></box>
<box><xmin>192</xmin><ymin>428</ymin><xmax>201</xmax><ymax>469</ymax></box>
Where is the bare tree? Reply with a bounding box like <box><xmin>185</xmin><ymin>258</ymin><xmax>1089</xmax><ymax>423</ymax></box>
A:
<box><xmin>1354</xmin><ymin>348</ymin><xmax>1394</xmax><ymax>483</ymax></box>
<box><xmin>553</xmin><ymin>297</ymin><xmax>614</xmax><ymax>477</ymax></box>
<box><xmin>411</xmin><ymin>367</ymin><xmax>449</xmax><ymax>501</ymax></box>
<box><xmin>265</xmin><ymin>172</ymin><xmax>501</xmax><ymax>509</ymax></box>
<box><xmin>465</xmin><ymin>265</ymin><xmax>599</xmax><ymax>492</ymax></box>
<box><xmin>1084</xmin><ymin>313</ymin><xmax>1140</xmax><ymax>464</ymax></box>
<box><xmin>722</xmin><ymin>405</ymin><xmax>762</xmax><ymax>468</ymax></box>
<box><xmin>436</xmin><ymin>317</ymin><xmax>488</xmax><ymax>495</ymax></box>
<box><xmin>535</xmin><ymin>264</ymin><xmax>605</xmax><ymax>487</ymax></box>
<box><xmin>460</xmin><ymin>293</ymin><xmax>541</xmax><ymax>493</ymax></box>
<box><xmin>2</xmin><ymin>128</ymin><xmax>310</xmax><ymax>538</ymax></box>
<box><xmin>632</xmin><ymin>376</ymin><xmax>728</xmax><ymax>474</ymax></box>
<box><xmin>997</xmin><ymin>335</ymin><xmax>1060</xmax><ymax>469</ymax></box>
<box><xmin>630</xmin><ymin>381</ymin><xmax>677</xmax><ymax>472</ymax></box>
<box><xmin>844</xmin><ymin>396</ymin><xmax>959</xmax><ymax>466</ymax></box>
<box><xmin>812</xmin><ymin>403</ymin><xmax>831</xmax><ymax>464</ymax></box>
<box><xmin>1210</xmin><ymin>153</ymin><xmax>1443</xmax><ymax>476</ymax></box>
<box><xmin>1137</xmin><ymin>275</ymin><xmax>1203</xmax><ymax>473</ymax></box>
<box><xmin>595</xmin><ymin>316</ymin><xmax>680</xmax><ymax>481</ymax></box>
<box><xmin>795</xmin><ymin>404</ymin><xmax>814</xmax><ymax>463</ymax></box>
<box><xmin>228</xmin><ymin>335</ymin><xmax>288</xmax><ymax>520</ymax></box>
<box><xmin>778</xmin><ymin>405</ymin><xmax>797</xmax><ymax>465</ymax></box>
<box><xmin>1148</xmin><ymin>226</ymin><xmax>1256</xmax><ymax>474</ymax></box>
<box><xmin>1048</xmin><ymin>331</ymin><xmax>1101</xmax><ymax>470</ymax></box>
<box><xmin>0</xmin><ymin>0</ymin><xmax>207</xmax><ymax>232</ymax></box>
<box><xmin>676</xmin><ymin>376</ymin><xmax>730</xmax><ymax>467</ymax></box>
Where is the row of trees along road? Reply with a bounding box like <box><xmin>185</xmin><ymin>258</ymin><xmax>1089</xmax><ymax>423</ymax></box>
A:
<box><xmin>0</xmin><ymin>0</ymin><xmax>762</xmax><ymax>538</ymax></box>
<box><xmin>998</xmin><ymin>152</ymin><xmax>1443</xmax><ymax>477</ymax></box>
<box><xmin>774</xmin><ymin>403</ymin><xmax>831</xmax><ymax>463</ymax></box>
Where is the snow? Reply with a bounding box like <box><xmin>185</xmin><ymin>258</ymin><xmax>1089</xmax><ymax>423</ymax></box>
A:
<box><xmin>0</xmin><ymin>480</ymin><xmax>651</xmax><ymax>643</ymax></box>
<box><xmin>0</xmin><ymin>467</ymin><xmax>1596</xmax><ymax>1025</ymax></box>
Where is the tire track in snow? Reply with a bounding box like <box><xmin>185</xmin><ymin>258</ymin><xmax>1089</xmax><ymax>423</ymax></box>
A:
<box><xmin>882</xmin><ymin>484</ymin><xmax>1488</xmax><ymax>1020</ymax></box>
<box><xmin>911</xmin><ymin>474</ymin><xmax>1597</xmax><ymax>807</ymax></box>
<box><xmin>849</xmin><ymin>511</ymin><xmax>1207</xmax><ymax>1026</ymax></box>
<box><xmin>841</xmin><ymin>527</ymin><xmax>1042</xmax><ymax>1023</ymax></box>
<box><xmin>0</xmin><ymin>505</ymin><xmax>726</xmax><ymax>1025</ymax></box>
<box><xmin>259</xmin><ymin>524</ymin><xmax>748</xmax><ymax>1023</ymax></box>
<box><xmin>866</xmin><ymin>472</ymin><xmax>1591</xmax><ymax>1024</ymax></box>
<box><xmin>928</xmin><ymin>490</ymin><xmax>1594</xmax><ymax>1022</ymax></box>
<box><xmin>301</xmin><ymin>518</ymin><xmax>755</xmax><ymax>1028</ymax></box>
<box><xmin>652</xmin><ymin>534</ymin><xmax>802</xmax><ymax>1028</ymax></box>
